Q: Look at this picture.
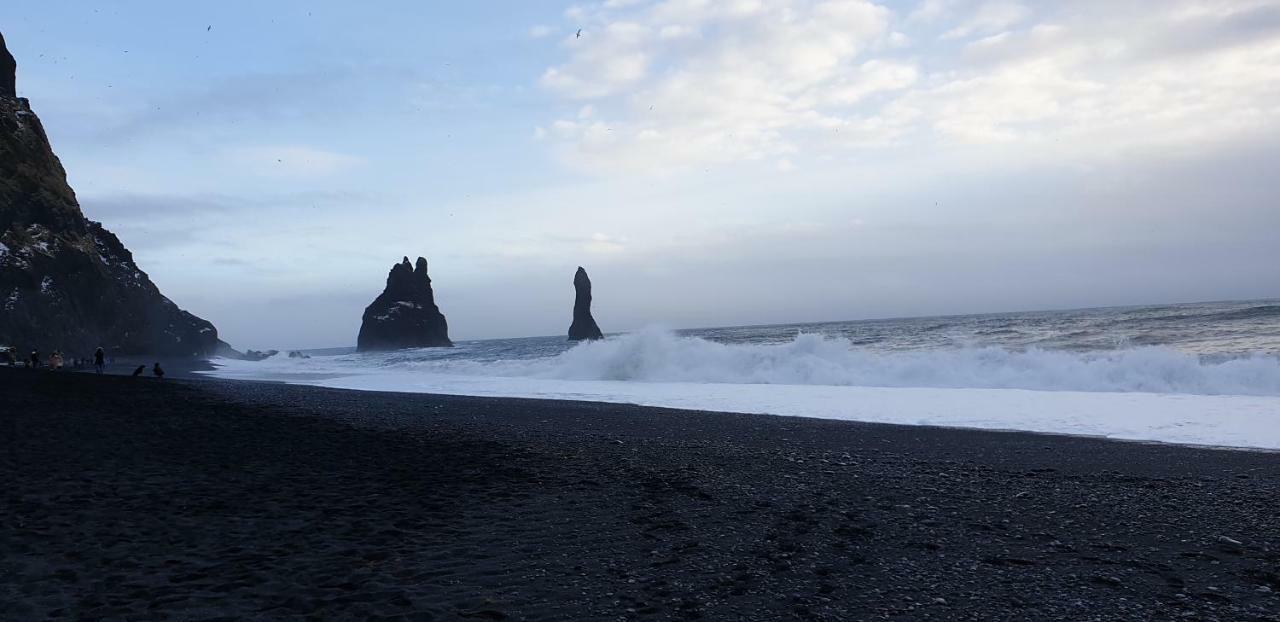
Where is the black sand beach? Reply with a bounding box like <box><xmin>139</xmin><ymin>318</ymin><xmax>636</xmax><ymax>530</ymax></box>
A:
<box><xmin>2</xmin><ymin>369</ymin><xmax>1279</xmax><ymax>620</ymax></box>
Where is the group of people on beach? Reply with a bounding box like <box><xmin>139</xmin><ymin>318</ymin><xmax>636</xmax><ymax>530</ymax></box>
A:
<box><xmin>6</xmin><ymin>347</ymin><xmax>106</xmax><ymax>372</ymax></box>
<box><xmin>2</xmin><ymin>346</ymin><xmax>165</xmax><ymax>378</ymax></box>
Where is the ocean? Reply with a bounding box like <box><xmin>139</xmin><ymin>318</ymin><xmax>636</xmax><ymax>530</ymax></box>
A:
<box><xmin>205</xmin><ymin>299</ymin><xmax>1280</xmax><ymax>449</ymax></box>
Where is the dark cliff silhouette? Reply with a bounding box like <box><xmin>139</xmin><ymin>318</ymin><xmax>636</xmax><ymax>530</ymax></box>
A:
<box><xmin>0</xmin><ymin>31</ymin><xmax>221</xmax><ymax>356</ymax></box>
<box><xmin>357</xmin><ymin>257</ymin><xmax>452</xmax><ymax>351</ymax></box>
<box><xmin>0</xmin><ymin>33</ymin><xmax>15</xmax><ymax>98</ymax></box>
<box><xmin>568</xmin><ymin>266</ymin><xmax>604</xmax><ymax>341</ymax></box>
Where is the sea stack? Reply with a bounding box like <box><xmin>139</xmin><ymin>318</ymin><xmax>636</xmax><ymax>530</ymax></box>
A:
<box><xmin>568</xmin><ymin>266</ymin><xmax>604</xmax><ymax>341</ymax></box>
<box><xmin>0</xmin><ymin>31</ymin><xmax>221</xmax><ymax>356</ymax></box>
<box><xmin>357</xmin><ymin>256</ymin><xmax>452</xmax><ymax>351</ymax></box>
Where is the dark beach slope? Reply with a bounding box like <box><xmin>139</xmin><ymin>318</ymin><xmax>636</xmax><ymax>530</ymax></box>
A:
<box><xmin>2</xmin><ymin>370</ymin><xmax>1278</xmax><ymax>621</ymax></box>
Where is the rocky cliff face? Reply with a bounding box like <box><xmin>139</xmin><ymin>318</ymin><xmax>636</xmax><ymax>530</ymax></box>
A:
<box><xmin>0</xmin><ymin>32</ymin><xmax>221</xmax><ymax>357</ymax></box>
<box><xmin>568</xmin><ymin>266</ymin><xmax>604</xmax><ymax>341</ymax></box>
<box><xmin>357</xmin><ymin>257</ymin><xmax>452</xmax><ymax>351</ymax></box>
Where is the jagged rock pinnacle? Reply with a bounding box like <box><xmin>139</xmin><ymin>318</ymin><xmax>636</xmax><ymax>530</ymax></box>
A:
<box><xmin>0</xmin><ymin>32</ymin><xmax>17</xmax><ymax>98</ymax></box>
<box><xmin>357</xmin><ymin>256</ymin><xmax>452</xmax><ymax>351</ymax></box>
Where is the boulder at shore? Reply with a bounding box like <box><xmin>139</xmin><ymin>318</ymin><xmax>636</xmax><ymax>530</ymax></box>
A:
<box><xmin>568</xmin><ymin>266</ymin><xmax>604</xmax><ymax>341</ymax></box>
<box><xmin>357</xmin><ymin>257</ymin><xmax>452</xmax><ymax>351</ymax></box>
<box><xmin>0</xmin><ymin>31</ymin><xmax>222</xmax><ymax>357</ymax></box>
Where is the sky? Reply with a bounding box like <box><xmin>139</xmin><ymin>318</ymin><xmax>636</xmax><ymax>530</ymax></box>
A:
<box><xmin>2</xmin><ymin>0</ymin><xmax>1279</xmax><ymax>349</ymax></box>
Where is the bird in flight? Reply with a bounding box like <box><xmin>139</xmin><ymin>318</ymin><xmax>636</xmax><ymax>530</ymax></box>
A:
<box><xmin>576</xmin><ymin>28</ymin><xmax>582</xmax><ymax>38</ymax></box>
<box><xmin>206</xmin><ymin>25</ymin><xmax>212</xmax><ymax>31</ymax></box>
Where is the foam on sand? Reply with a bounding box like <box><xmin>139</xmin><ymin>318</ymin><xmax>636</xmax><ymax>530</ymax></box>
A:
<box><xmin>204</xmin><ymin>329</ymin><xmax>1280</xmax><ymax>450</ymax></box>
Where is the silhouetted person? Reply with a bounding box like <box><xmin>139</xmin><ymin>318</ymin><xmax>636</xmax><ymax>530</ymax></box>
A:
<box><xmin>30</xmin><ymin>350</ymin><xmax>39</xmax><ymax>368</ymax></box>
<box><xmin>94</xmin><ymin>347</ymin><xmax>105</xmax><ymax>374</ymax></box>
<box><xmin>152</xmin><ymin>362</ymin><xmax>165</xmax><ymax>379</ymax></box>
<box><xmin>131</xmin><ymin>365</ymin><xmax>146</xmax><ymax>377</ymax></box>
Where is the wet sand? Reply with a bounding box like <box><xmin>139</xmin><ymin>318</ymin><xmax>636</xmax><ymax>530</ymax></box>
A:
<box><xmin>78</xmin><ymin>356</ymin><xmax>218</xmax><ymax>379</ymax></box>
<box><xmin>2</xmin><ymin>368</ymin><xmax>1278</xmax><ymax>620</ymax></box>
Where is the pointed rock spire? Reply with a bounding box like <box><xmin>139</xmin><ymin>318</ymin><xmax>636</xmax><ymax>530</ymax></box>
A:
<box><xmin>568</xmin><ymin>266</ymin><xmax>604</xmax><ymax>341</ymax></box>
<box><xmin>0</xmin><ymin>32</ymin><xmax>15</xmax><ymax>98</ymax></box>
<box><xmin>413</xmin><ymin>256</ymin><xmax>433</xmax><ymax>292</ymax></box>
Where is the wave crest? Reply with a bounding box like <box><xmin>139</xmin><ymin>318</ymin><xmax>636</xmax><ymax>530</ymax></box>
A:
<box><xmin>415</xmin><ymin>328</ymin><xmax>1280</xmax><ymax>396</ymax></box>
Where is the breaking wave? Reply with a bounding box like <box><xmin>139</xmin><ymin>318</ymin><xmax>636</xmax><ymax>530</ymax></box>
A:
<box><xmin>385</xmin><ymin>328</ymin><xmax>1280</xmax><ymax>396</ymax></box>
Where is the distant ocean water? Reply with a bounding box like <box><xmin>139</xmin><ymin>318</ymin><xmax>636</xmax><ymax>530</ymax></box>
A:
<box><xmin>206</xmin><ymin>300</ymin><xmax>1280</xmax><ymax>449</ymax></box>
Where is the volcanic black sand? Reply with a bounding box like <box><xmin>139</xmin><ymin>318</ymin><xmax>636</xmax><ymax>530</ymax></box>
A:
<box><xmin>2</xmin><ymin>369</ymin><xmax>1278</xmax><ymax>621</ymax></box>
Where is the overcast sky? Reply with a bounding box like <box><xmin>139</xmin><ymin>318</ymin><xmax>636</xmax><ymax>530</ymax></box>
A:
<box><xmin>3</xmin><ymin>0</ymin><xmax>1279</xmax><ymax>349</ymax></box>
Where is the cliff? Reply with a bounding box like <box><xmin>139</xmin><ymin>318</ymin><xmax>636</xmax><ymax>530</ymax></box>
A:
<box><xmin>0</xmin><ymin>31</ymin><xmax>221</xmax><ymax>356</ymax></box>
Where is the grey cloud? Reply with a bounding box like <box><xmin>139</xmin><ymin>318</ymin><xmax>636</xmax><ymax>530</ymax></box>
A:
<box><xmin>210</xmin><ymin>257</ymin><xmax>253</xmax><ymax>267</ymax></box>
<box><xmin>963</xmin><ymin>2</ymin><xmax>1280</xmax><ymax>69</ymax></box>
<box><xmin>78</xmin><ymin>190</ymin><xmax>386</xmax><ymax>257</ymax></box>
<box><xmin>1114</xmin><ymin>2</ymin><xmax>1280</xmax><ymax>65</ymax></box>
<box><xmin>81</xmin><ymin>193</ymin><xmax>242</xmax><ymax>219</ymax></box>
<box><xmin>79</xmin><ymin>64</ymin><xmax>433</xmax><ymax>145</ymax></box>
<box><xmin>81</xmin><ymin>190</ymin><xmax>386</xmax><ymax>221</ymax></box>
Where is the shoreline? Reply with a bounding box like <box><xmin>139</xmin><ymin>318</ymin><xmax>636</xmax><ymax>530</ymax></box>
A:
<box><xmin>201</xmin><ymin>356</ymin><xmax>1280</xmax><ymax>452</ymax></box>
<box><xmin>33</xmin><ymin>355</ymin><xmax>1280</xmax><ymax>454</ymax></box>
<box><xmin>223</xmin><ymin>372</ymin><xmax>1280</xmax><ymax>455</ymax></box>
<box><xmin>3</xmin><ymin>369</ymin><xmax>1279</xmax><ymax>619</ymax></box>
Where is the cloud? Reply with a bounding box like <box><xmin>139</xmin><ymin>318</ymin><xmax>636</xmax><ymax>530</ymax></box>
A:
<box><xmin>210</xmin><ymin>257</ymin><xmax>254</xmax><ymax>267</ymax></box>
<box><xmin>538</xmin><ymin>0</ymin><xmax>903</xmax><ymax>172</ymax></box>
<box><xmin>224</xmin><ymin>145</ymin><xmax>365</xmax><ymax>178</ymax></box>
<box><xmin>50</xmin><ymin>64</ymin><xmax>455</xmax><ymax>149</ymax></box>
<box><xmin>82</xmin><ymin>190</ymin><xmax>380</xmax><ymax>219</ymax></box>
<box><xmin>540</xmin><ymin>20</ymin><xmax>654</xmax><ymax>99</ymax></box>
<box><xmin>67</xmin><ymin>69</ymin><xmax>366</xmax><ymax>146</ymax></box>
<box><xmin>584</xmin><ymin>232</ymin><xmax>626</xmax><ymax>253</ymax></box>
<box><xmin>535</xmin><ymin>0</ymin><xmax>1280</xmax><ymax>173</ymax></box>
<box><xmin>907</xmin><ymin>1</ymin><xmax>945</xmax><ymax>22</ymax></box>
<box><xmin>80</xmin><ymin>193</ymin><xmax>242</xmax><ymax>220</ymax></box>
<box><xmin>78</xmin><ymin>189</ymin><xmax>384</xmax><ymax>254</ymax></box>
<box><xmin>912</xmin><ymin>4</ymin><xmax>1280</xmax><ymax>150</ymax></box>
<box><xmin>941</xmin><ymin>1</ymin><xmax>1030</xmax><ymax>39</ymax></box>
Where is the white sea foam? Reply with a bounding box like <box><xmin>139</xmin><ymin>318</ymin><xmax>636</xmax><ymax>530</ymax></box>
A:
<box><xmin>203</xmin><ymin>329</ymin><xmax>1280</xmax><ymax>449</ymax></box>
<box><xmin>403</xmin><ymin>328</ymin><xmax>1280</xmax><ymax>396</ymax></box>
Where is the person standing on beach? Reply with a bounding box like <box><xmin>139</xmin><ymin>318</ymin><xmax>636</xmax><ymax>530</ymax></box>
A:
<box><xmin>30</xmin><ymin>350</ymin><xmax>39</xmax><ymax>368</ymax></box>
<box><xmin>152</xmin><ymin>362</ymin><xmax>165</xmax><ymax>379</ymax></box>
<box><xmin>94</xmin><ymin>347</ymin><xmax>105</xmax><ymax>374</ymax></box>
<box><xmin>50</xmin><ymin>351</ymin><xmax>64</xmax><ymax>370</ymax></box>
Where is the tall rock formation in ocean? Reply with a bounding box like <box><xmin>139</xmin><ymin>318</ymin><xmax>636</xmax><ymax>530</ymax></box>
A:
<box><xmin>0</xmin><ymin>32</ymin><xmax>221</xmax><ymax>356</ymax></box>
<box><xmin>568</xmin><ymin>266</ymin><xmax>604</xmax><ymax>341</ymax></box>
<box><xmin>357</xmin><ymin>256</ymin><xmax>452</xmax><ymax>351</ymax></box>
